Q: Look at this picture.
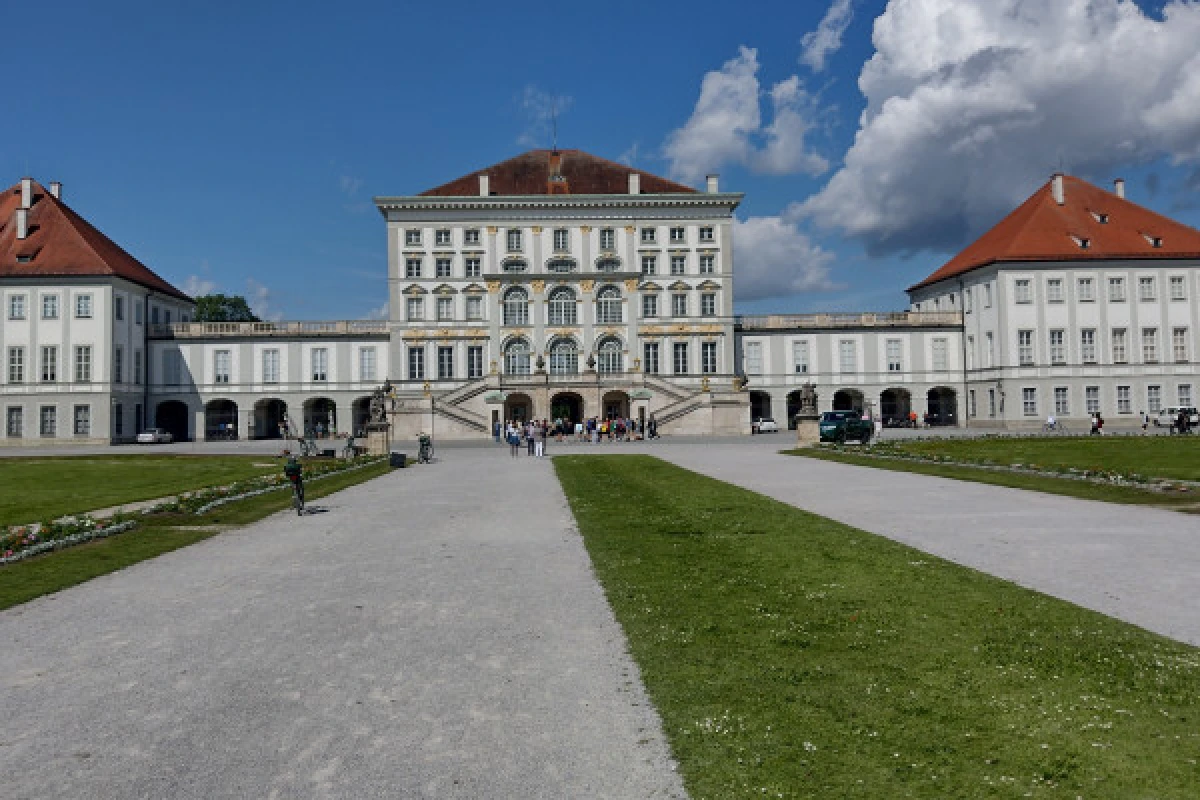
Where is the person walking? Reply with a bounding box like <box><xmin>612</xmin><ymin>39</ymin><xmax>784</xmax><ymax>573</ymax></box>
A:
<box><xmin>507</xmin><ymin>422</ymin><xmax>520</xmax><ymax>457</ymax></box>
<box><xmin>534</xmin><ymin>421</ymin><xmax>545</xmax><ymax>457</ymax></box>
<box><xmin>648</xmin><ymin>414</ymin><xmax>659</xmax><ymax>440</ymax></box>
<box><xmin>1141</xmin><ymin>410</ymin><xmax>1149</xmax><ymax>432</ymax></box>
<box><xmin>525</xmin><ymin>420</ymin><xmax>536</xmax><ymax>456</ymax></box>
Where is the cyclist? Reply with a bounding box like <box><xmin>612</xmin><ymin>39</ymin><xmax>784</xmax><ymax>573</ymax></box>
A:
<box><xmin>283</xmin><ymin>451</ymin><xmax>304</xmax><ymax>512</ymax></box>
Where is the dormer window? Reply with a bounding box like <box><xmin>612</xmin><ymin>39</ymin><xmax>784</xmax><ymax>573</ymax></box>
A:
<box><xmin>1091</xmin><ymin>211</ymin><xmax>1109</xmax><ymax>224</ymax></box>
<box><xmin>1144</xmin><ymin>234</ymin><xmax>1163</xmax><ymax>248</ymax></box>
<box><xmin>16</xmin><ymin>255</ymin><xmax>32</xmax><ymax>263</ymax></box>
<box><xmin>1071</xmin><ymin>235</ymin><xmax>1090</xmax><ymax>250</ymax></box>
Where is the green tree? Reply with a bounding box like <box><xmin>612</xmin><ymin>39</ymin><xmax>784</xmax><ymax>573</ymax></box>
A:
<box><xmin>193</xmin><ymin>294</ymin><xmax>260</xmax><ymax>322</ymax></box>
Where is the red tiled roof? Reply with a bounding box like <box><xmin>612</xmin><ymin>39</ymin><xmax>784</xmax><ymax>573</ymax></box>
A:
<box><xmin>0</xmin><ymin>180</ymin><xmax>191</xmax><ymax>302</ymax></box>
<box><xmin>419</xmin><ymin>149</ymin><xmax>698</xmax><ymax>197</ymax></box>
<box><xmin>911</xmin><ymin>175</ymin><xmax>1200</xmax><ymax>291</ymax></box>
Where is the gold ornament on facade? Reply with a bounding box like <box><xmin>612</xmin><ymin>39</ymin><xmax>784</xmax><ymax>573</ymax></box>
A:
<box><xmin>531</xmin><ymin>280</ymin><xmax>545</xmax><ymax>293</ymax></box>
<box><xmin>623</xmin><ymin>279</ymin><xmax>639</xmax><ymax>291</ymax></box>
<box><xmin>580</xmin><ymin>225</ymin><xmax>592</xmax><ymax>233</ymax></box>
<box><xmin>489</xmin><ymin>360</ymin><xmax>498</xmax><ymax>374</ymax></box>
<box><xmin>701</xmin><ymin>377</ymin><xmax>711</xmax><ymax>392</ymax></box>
<box><xmin>532</xmin><ymin>226</ymin><xmax>543</xmax><ymax>233</ymax></box>
<box><xmin>487</xmin><ymin>226</ymin><xmax>498</xmax><ymax>234</ymax></box>
<box><xmin>486</xmin><ymin>281</ymin><xmax>501</xmax><ymax>293</ymax></box>
<box><xmin>579</xmin><ymin>279</ymin><xmax>595</xmax><ymax>293</ymax></box>
<box><xmin>624</xmin><ymin>225</ymin><xmax>635</xmax><ymax>233</ymax></box>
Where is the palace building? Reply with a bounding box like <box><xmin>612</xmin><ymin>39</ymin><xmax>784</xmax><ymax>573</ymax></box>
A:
<box><xmin>2</xmin><ymin>153</ymin><xmax>1199</xmax><ymax>445</ymax></box>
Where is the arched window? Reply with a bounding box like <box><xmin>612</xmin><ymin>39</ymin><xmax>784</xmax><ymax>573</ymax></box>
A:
<box><xmin>546</xmin><ymin>258</ymin><xmax>577</xmax><ymax>274</ymax></box>
<box><xmin>547</xmin><ymin>287</ymin><xmax>577</xmax><ymax>325</ymax></box>
<box><xmin>597</xmin><ymin>337</ymin><xmax>623</xmax><ymax>374</ymax></box>
<box><xmin>502</xmin><ymin>258</ymin><xmax>528</xmax><ymax>273</ymax></box>
<box><xmin>504</xmin><ymin>338</ymin><xmax>531</xmax><ymax>375</ymax></box>
<box><xmin>595</xmin><ymin>285</ymin><xmax>622</xmax><ymax>324</ymax></box>
<box><xmin>595</xmin><ymin>256</ymin><xmax>621</xmax><ymax>273</ymax></box>
<box><xmin>548</xmin><ymin>338</ymin><xmax>579</xmax><ymax>375</ymax></box>
<box><xmin>503</xmin><ymin>288</ymin><xmax>529</xmax><ymax>325</ymax></box>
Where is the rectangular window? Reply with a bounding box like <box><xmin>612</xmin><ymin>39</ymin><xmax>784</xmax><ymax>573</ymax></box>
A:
<box><xmin>134</xmin><ymin>403</ymin><xmax>142</xmax><ymax>433</ymax></box>
<box><xmin>702</xmin><ymin>342</ymin><xmax>717</xmax><ymax>374</ymax></box>
<box><xmin>405</xmin><ymin>258</ymin><xmax>422</xmax><ymax>279</ymax></box>
<box><xmin>744</xmin><ymin>341</ymin><xmax>762</xmax><ymax>374</ymax></box>
<box><xmin>932</xmin><ymin>338</ymin><xmax>948</xmax><ymax>371</ymax></box>
<box><xmin>670</xmin><ymin>255</ymin><xmax>686</xmax><ymax>275</ymax></box>
<box><xmin>886</xmin><ymin>339</ymin><xmax>902</xmax><ymax>372</ymax></box>
<box><xmin>506</xmin><ymin>229</ymin><xmax>522</xmax><ymax>252</ymax></box>
<box><xmin>8</xmin><ymin>347</ymin><xmax>24</xmax><ymax>383</ymax></box>
<box><xmin>988</xmin><ymin>388</ymin><xmax>996</xmax><ymax>418</ymax></box>
<box><xmin>699</xmin><ymin>254</ymin><xmax>715</xmax><ymax>274</ymax></box>
<box><xmin>1170</xmin><ymin>275</ymin><xmax>1187</xmax><ymax>301</ymax></box>
<box><xmin>640</xmin><ymin>227</ymin><xmax>656</xmax><ymax>244</ymax></box>
<box><xmin>1022</xmin><ymin>387</ymin><xmax>1037</xmax><ymax>416</ymax></box>
<box><xmin>465</xmin><ymin>257</ymin><xmax>481</xmax><ymax>278</ymax></box>
<box><xmin>793</xmin><ymin>341</ymin><xmax>809</xmax><ymax>374</ymax></box>
<box><xmin>1142</xmin><ymin>327</ymin><xmax>1159</xmax><ymax>363</ymax></box>
<box><xmin>1139</xmin><ymin>276</ymin><xmax>1157</xmax><ymax>301</ymax></box>
<box><xmin>1147</xmin><ymin>385</ymin><xmax>1162</xmax><ymax>413</ymax></box>
<box><xmin>7</xmin><ymin>407</ymin><xmax>22</xmax><ymax>438</ymax></box>
<box><xmin>1081</xmin><ymin>329</ymin><xmax>1096</xmax><ymax>363</ymax></box>
<box><xmin>41</xmin><ymin>346</ymin><xmax>57</xmax><ymax>382</ymax></box>
<box><xmin>644</xmin><ymin>342</ymin><xmax>660</xmax><ymax>375</ymax></box>
<box><xmin>405</xmin><ymin>229</ymin><xmax>422</xmax><ymax>246</ymax></box>
<box><xmin>438</xmin><ymin>346</ymin><xmax>454</xmax><ymax>380</ymax></box>
<box><xmin>1108</xmin><ymin>276</ymin><xmax>1126</xmax><ymax>302</ymax></box>
<box><xmin>672</xmin><ymin>342</ymin><xmax>689</xmax><ymax>374</ymax></box>
<box><xmin>73</xmin><ymin>346</ymin><xmax>92</xmax><ymax>382</ymax></box>
<box><xmin>151</xmin><ymin>307</ymin><xmax>159</xmax><ymax>324</ymax></box>
<box><xmin>969</xmin><ymin>389</ymin><xmax>977</xmax><ymax>418</ymax></box>
<box><xmin>214</xmin><ymin>350</ymin><xmax>231</xmax><ymax>384</ymax></box>
<box><xmin>1014</xmin><ymin>279</ymin><xmax>1032</xmax><ymax>303</ymax></box>
<box><xmin>642</xmin><ymin>294</ymin><xmax>658</xmax><ymax>318</ymax></box>
<box><xmin>1046</xmin><ymin>279</ymin><xmax>1064</xmax><ymax>303</ymax></box>
<box><xmin>1179</xmin><ymin>384</ymin><xmax>1193</xmax><ymax>407</ymax></box>
<box><xmin>466</xmin><ymin>295</ymin><xmax>482</xmax><ymax>320</ymax></box>
<box><xmin>984</xmin><ymin>282</ymin><xmax>992</xmax><ymax>308</ymax></box>
<box><xmin>964</xmin><ymin>288</ymin><xmax>972</xmax><ymax>313</ymax></box>
<box><xmin>641</xmin><ymin>255</ymin><xmax>657</xmax><ymax>275</ymax></box>
<box><xmin>1018</xmin><ymin>330</ymin><xmax>1034</xmax><ymax>366</ymax></box>
<box><xmin>135</xmin><ymin>303</ymin><xmax>143</xmax><ymax>325</ymax></box>
<box><xmin>1112</xmin><ymin>328</ymin><xmax>1127</xmax><ymax>363</ymax></box>
<box><xmin>1117</xmin><ymin>385</ymin><xmax>1132</xmax><ymax>414</ymax></box>
<box><xmin>699</xmin><ymin>226</ymin><xmax>714</xmax><ymax>242</ymax></box>
<box><xmin>672</xmin><ymin>294</ymin><xmax>688</xmax><ymax>317</ymax></box>
<box><xmin>163</xmin><ymin>350</ymin><xmax>182</xmax><ymax>385</ymax></box>
<box><xmin>1077</xmin><ymin>277</ymin><xmax>1094</xmax><ymax>302</ymax></box>
<box><xmin>437</xmin><ymin>296</ymin><xmax>453</xmax><ymax>321</ymax></box>
<box><xmin>467</xmin><ymin>346</ymin><xmax>483</xmax><ymax>379</ymax></box>
<box><xmin>263</xmin><ymin>349</ymin><xmax>280</xmax><ymax>383</ymax></box>
<box><xmin>435</xmin><ymin>228</ymin><xmax>451</xmax><ymax>246</ymax></box>
<box><xmin>1086</xmin><ymin>386</ymin><xmax>1100</xmax><ymax>413</ymax></box>
<box><xmin>600</xmin><ymin>228</ymin><xmax>615</xmax><ymax>250</ymax></box>
<box><xmin>985</xmin><ymin>332</ymin><xmax>994</xmax><ymax>367</ymax></box>
<box><xmin>1054</xmin><ymin>387</ymin><xmax>1069</xmax><ymax>415</ymax></box>
<box><xmin>40</xmin><ymin>405</ymin><xmax>56</xmax><ymax>437</ymax></box>
<box><xmin>42</xmin><ymin>294</ymin><xmax>59</xmax><ymax>319</ymax></box>
<box><xmin>966</xmin><ymin>335</ymin><xmax>974</xmax><ymax>370</ymax></box>
<box><xmin>669</xmin><ymin>226</ymin><xmax>686</xmax><ymax>244</ymax></box>
<box><xmin>311</xmin><ymin>348</ymin><xmax>328</xmax><ymax>381</ymax></box>
<box><xmin>114</xmin><ymin>347</ymin><xmax>123</xmax><ymax>382</ymax></box>
<box><xmin>1173</xmin><ymin>328</ymin><xmax>1189</xmax><ymax>362</ymax></box>
<box><xmin>553</xmin><ymin>228</ymin><xmax>570</xmax><ymax>251</ymax></box>
<box><xmin>359</xmin><ymin>347</ymin><xmax>376</xmax><ymax>382</ymax></box>
<box><xmin>406</xmin><ymin>297</ymin><xmax>424</xmax><ymax>320</ymax></box>
<box><xmin>73</xmin><ymin>405</ymin><xmax>90</xmax><ymax>436</ymax></box>
<box><xmin>134</xmin><ymin>350</ymin><xmax>142</xmax><ymax>385</ymax></box>
<box><xmin>1049</xmin><ymin>329</ymin><xmax>1065</xmax><ymax>365</ymax></box>
<box><xmin>8</xmin><ymin>294</ymin><xmax>26</xmax><ymax>320</ymax></box>
<box><xmin>164</xmin><ymin>310</ymin><xmax>171</xmax><ymax>325</ymax></box>
<box><xmin>408</xmin><ymin>347</ymin><xmax>424</xmax><ymax>380</ymax></box>
<box><xmin>436</xmin><ymin>258</ymin><xmax>452</xmax><ymax>278</ymax></box>
<box><xmin>700</xmin><ymin>293</ymin><xmax>716</xmax><ymax>316</ymax></box>
<box><xmin>839</xmin><ymin>339</ymin><xmax>856</xmax><ymax>373</ymax></box>
<box><xmin>75</xmin><ymin>294</ymin><xmax>93</xmax><ymax>318</ymax></box>
<box><xmin>464</xmin><ymin>228</ymin><xmax>480</xmax><ymax>246</ymax></box>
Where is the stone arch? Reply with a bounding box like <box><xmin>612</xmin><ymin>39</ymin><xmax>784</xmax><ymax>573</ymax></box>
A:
<box><xmin>926</xmin><ymin>387</ymin><xmax>957</xmax><ymax>426</ymax></box>
<box><xmin>204</xmin><ymin>399</ymin><xmax>238</xmax><ymax>441</ymax></box>
<box><xmin>833</xmin><ymin>389</ymin><xmax>864</xmax><ymax>412</ymax></box>
<box><xmin>880</xmin><ymin>388</ymin><xmax>913</xmax><ymax>427</ymax></box>
<box><xmin>547</xmin><ymin>286</ymin><xmax>578</xmax><ymax>326</ymax></box>
<box><xmin>155</xmin><ymin>400</ymin><xmax>191</xmax><ymax>442</ymax></box>
<box><xmin>253</xmin><ymin>398</ymin><xmax>288</xmax><ymax>439</ymax></box>
<box><xmin>303</xmin><ymin>397</ymin><xmax>337</xmax><ymax>437</ymax></box>
<box><xmin>503</xmin><ymin>336</ymin><xmax>532</xmax><ymax>375</ymax></box>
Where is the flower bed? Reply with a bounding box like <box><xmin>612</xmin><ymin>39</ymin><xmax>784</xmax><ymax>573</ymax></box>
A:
<box><xmin>1</xmin><ymin>517</ymin><xmax>138</xmax><ymax>566</ymax></box>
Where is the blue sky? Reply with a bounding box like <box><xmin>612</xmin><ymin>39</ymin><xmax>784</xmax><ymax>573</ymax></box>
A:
<box><xmin>6</xmin><ymin>0</ymin><xmax>1197</xmax><ymax>320</ymax></box>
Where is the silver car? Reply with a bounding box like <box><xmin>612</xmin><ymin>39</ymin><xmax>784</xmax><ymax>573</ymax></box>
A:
<box><xmin>136</xmin><ymin>428</ymin><xmax>174</xmax><ymax>444</ymax></box>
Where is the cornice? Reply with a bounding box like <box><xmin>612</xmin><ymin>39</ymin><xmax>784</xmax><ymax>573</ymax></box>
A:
<box><xmin>374</xmin><ymin>192</ymin><xmax>744</xmax><ymax>214</ymax></box>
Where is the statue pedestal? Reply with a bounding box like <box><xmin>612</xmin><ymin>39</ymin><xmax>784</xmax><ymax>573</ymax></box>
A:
<box><xmin>794</xmin><ymin>414</ymin><xmax>820</xmax><ymax>447</ymax></box>
<box><xmin>365</xmin><ymin>422</ymin><xmax>391</xmax><ymax>456</ymax></box>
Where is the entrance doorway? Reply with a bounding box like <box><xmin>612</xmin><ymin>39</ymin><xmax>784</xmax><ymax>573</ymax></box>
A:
<box><xmin>750</xmin><ymin>391</ymin><xmax>772</xmax><ymax>421</ymax></box>
<box><xmin>833</xmin><ymin>389</ymin><xmax>864</xmax><ymax>412</ymax></box>
<box><xmin>550</xmin><ymin>392</ymin><xmax>583</xmax><ymax>425</ymax></box>
<box><xmin>204</xmin><ymin>399</ymin><xmax>239</xmax><ymax>440</ymax></box>
<box><xmin>926</xmin><ymin>387</ymin><xmax>958</xmax><ymax>426</ymax></box>
<box><xmin>304</xmin><ymin>397</ymin><xmax>337</xmax><ymax>437</ymax></box>
<box><xmin>253</xmin><ymin>398</ymin><xmax>287</xmax><ymax>439</ymax></box>
<box><xmin>601</xmin><ymin>390</ymin><xmax>629</xmax><ymax>420</ymax></box>
<box><xmin>504</xmin><ymin>392</ymin><xmax>533</xmax><ymax>423</ymax></box>
<box><xmin>880</xmin><ymin>388</ymin><xmax>912</xmax><ymax>427</ymax></box>
<box><xmin>155</xmin><ymin>400</ymin><xmax>190</xmax><ymax>442</ymax></box>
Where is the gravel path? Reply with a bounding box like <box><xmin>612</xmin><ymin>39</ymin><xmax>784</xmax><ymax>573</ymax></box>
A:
<box><xmin>655</xmin><ymin>442</ymin><xmax>1200</xmax><ymax>647</ymax></box>
<box><xmin>0</xmin><ymin>450</ymin><xmax>686</xmax><ymax>799</ymax></box>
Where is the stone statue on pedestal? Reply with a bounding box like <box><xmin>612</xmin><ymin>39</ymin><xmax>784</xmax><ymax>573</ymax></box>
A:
<box><xmin>794</xmin><ymin>382</ymin><xmax>821</xmax><ymax>447</ymax></box>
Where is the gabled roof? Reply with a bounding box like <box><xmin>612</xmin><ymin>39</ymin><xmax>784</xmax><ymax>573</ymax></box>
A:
<box><xmin>419</xmin><ymin>149</ymin><xmax>698</xmax><ymax>197</ymax></box>
<box><xmin>0</xmin><ymin>179</ymin><xmax>191</xmax><ymax>302</ymax></box>
<box><xmin>911</xmin><ymin>175</ymin><xmax>1200</xmax><ymax>291</ymax></box>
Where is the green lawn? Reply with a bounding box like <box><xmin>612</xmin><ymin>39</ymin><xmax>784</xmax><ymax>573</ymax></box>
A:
<box><xmin>0</xmin><ymin>455</ymin><xmax>283</xmax><ymax>526</ymax></box>
<box><xmin>555</xmin><ymin>455</ymin><xmax>1200</xmax><ymax>799</ymax></box>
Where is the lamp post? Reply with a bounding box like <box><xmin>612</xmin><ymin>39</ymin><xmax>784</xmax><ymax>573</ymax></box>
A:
<box><xmin>423</xmin><ymin>380</ymin><xmax>434</xmax><ymax>443</ymax></box>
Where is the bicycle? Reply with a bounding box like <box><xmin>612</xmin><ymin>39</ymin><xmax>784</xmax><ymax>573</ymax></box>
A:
<box><xmin>283</xmin><ymin>458</ymin><xmax>305</xmax><ymax>516</ymax></box>
<box><xmin>341</xmin><ymin>435</ymin><xmax>357</xmax><ymax>459</ymax></box>
<box><xmin>417</xmin><ymin>433</ymin><xmax>434</xmax><ymax>464</ymax></box>
<box><xmin>298</xmin><ymin>437</ymin><xmax>319</xmax><ymax>457</ymax></box>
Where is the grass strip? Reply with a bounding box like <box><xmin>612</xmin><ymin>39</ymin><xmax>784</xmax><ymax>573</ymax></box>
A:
<box><xmin>0</xmin><ymin>461</ymin><xmax>391</xmax><ymax>611</ymax></box>
<box><xmin>787</xmin><ymin>447</ymin><xmax>1199</xmax><ymax>510</ymax></box>
<box><xmin>555</xmin><ymin>455</ymin><xmax>1200</xmax><ymax>799</ymax></box>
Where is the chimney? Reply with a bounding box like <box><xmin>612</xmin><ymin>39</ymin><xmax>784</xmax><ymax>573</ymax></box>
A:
<box><xmin>1114</xmin><ymin>178</ymin><xmax>1125</xmax><ymax>199</ymax></box>
<box><xmin>706</xmin><ymin>174</ymin><xmax>719</xmax><ymax>193</ymax></box>
<box><xmin>1051</xmin><ymin>173</ymin><xmax>1065</xmax><ymax>205</ymax></box>
<box><xmin>628</xmin><ymin>172</ymin><xmax>640</xmax><ymax>195</ymax></box>
<box><xmin>49</xmin><ymin>181</ymin><xmax>61</xmax><ymax>200</ymax></box>
<box><xmin>15</xmin><ymin>208</ymin><xmax>29</xmax><ymax>240</ymax></box>
<box><xmin>479</xmin><ymin>174</ymin><xmax>489</xmax><ymax>197</ymax></box>
<box><xmin>20</xmin><ymin>177</ymin><xmax>33</xmax><ymax>209</ymax></box>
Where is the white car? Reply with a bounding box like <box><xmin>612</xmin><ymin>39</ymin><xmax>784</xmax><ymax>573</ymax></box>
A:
<box><xmin>136</xmin><ymin>428</ymin><xmax>174</xmax><ymax>444</ymax></box>
<box><xmin>755</xmin><ymin>417</ymin><xmax>779</xmax><ymax>433</ymax></box>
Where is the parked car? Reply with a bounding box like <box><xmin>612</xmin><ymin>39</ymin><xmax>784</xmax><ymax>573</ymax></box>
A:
<box><xmin>818</xmin><ymin>410</ymin><xmax>873</xmax><ymax>444</ymax></box>
<box><xmin>136</xmin><ymin>428</ymin><xmax>174</xmax><ymax>444</ymax></box>
<box><xmin>1155</xmin><ymin>407</ymin><xmax>1199</xmax><ymax>429</ymax></box>
<box><xmin>754</xmin><ymin>417</ymin><xmax>779</xmax><ymax>433</ymax></box>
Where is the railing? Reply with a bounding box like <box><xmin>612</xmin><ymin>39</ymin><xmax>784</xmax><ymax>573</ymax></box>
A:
<box><xmin>735</xmin><ymin>311</ymin><xmax>963</xmax><ymax>330</ymax></box>
<box><xmin>148</xmin><ymin>320</ymin><xmax>389</xmax><ymax>338</ymax></box>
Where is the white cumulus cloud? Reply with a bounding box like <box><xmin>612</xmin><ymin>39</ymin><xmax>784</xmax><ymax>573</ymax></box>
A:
<box><xmin>246</xmin><ymin>278</ymin><xmax>284</xmax><ymax>322</ymax></box>
<box><xmin>517</xmin><ymin>85</ymin><xmax>573</xmax><ymax>148</ymax></box>
<box><xmin>733</xmin><ymin>216</ymin><xmax>839</xmax><ymax>302</ymax></box>
<box><xmin>801</xmin><ymin>0</ymin><xmax>856</xmax><ymax>72</ymax></box>
<box><xmin>664</xmin><ymin>47</ymin><xmax>827</xmax><ymax>184</ymax></box>
<box><xmin>798</xmin><ymin>0</ymin><xmax>1200</xmax><ymax>255</ymax></box>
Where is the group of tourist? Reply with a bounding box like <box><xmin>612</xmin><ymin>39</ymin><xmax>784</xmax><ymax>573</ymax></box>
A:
<box><xmin>499</xmin><ymin>415</ymin><xmax>660</xmax><ymax>457</ymax></box>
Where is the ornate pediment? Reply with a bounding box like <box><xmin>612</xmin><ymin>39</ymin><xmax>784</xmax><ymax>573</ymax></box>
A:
<box><xmin>402</xmin><ymin>284</ymin><xmax>427</xmax><ymax>295</ymax></box>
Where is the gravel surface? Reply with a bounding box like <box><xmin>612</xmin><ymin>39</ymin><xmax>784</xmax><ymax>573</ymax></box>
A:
<box><xmin>0</xmin><ymin>450</ymin><xmax>686</xmax><ymax>799</ymax></box>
